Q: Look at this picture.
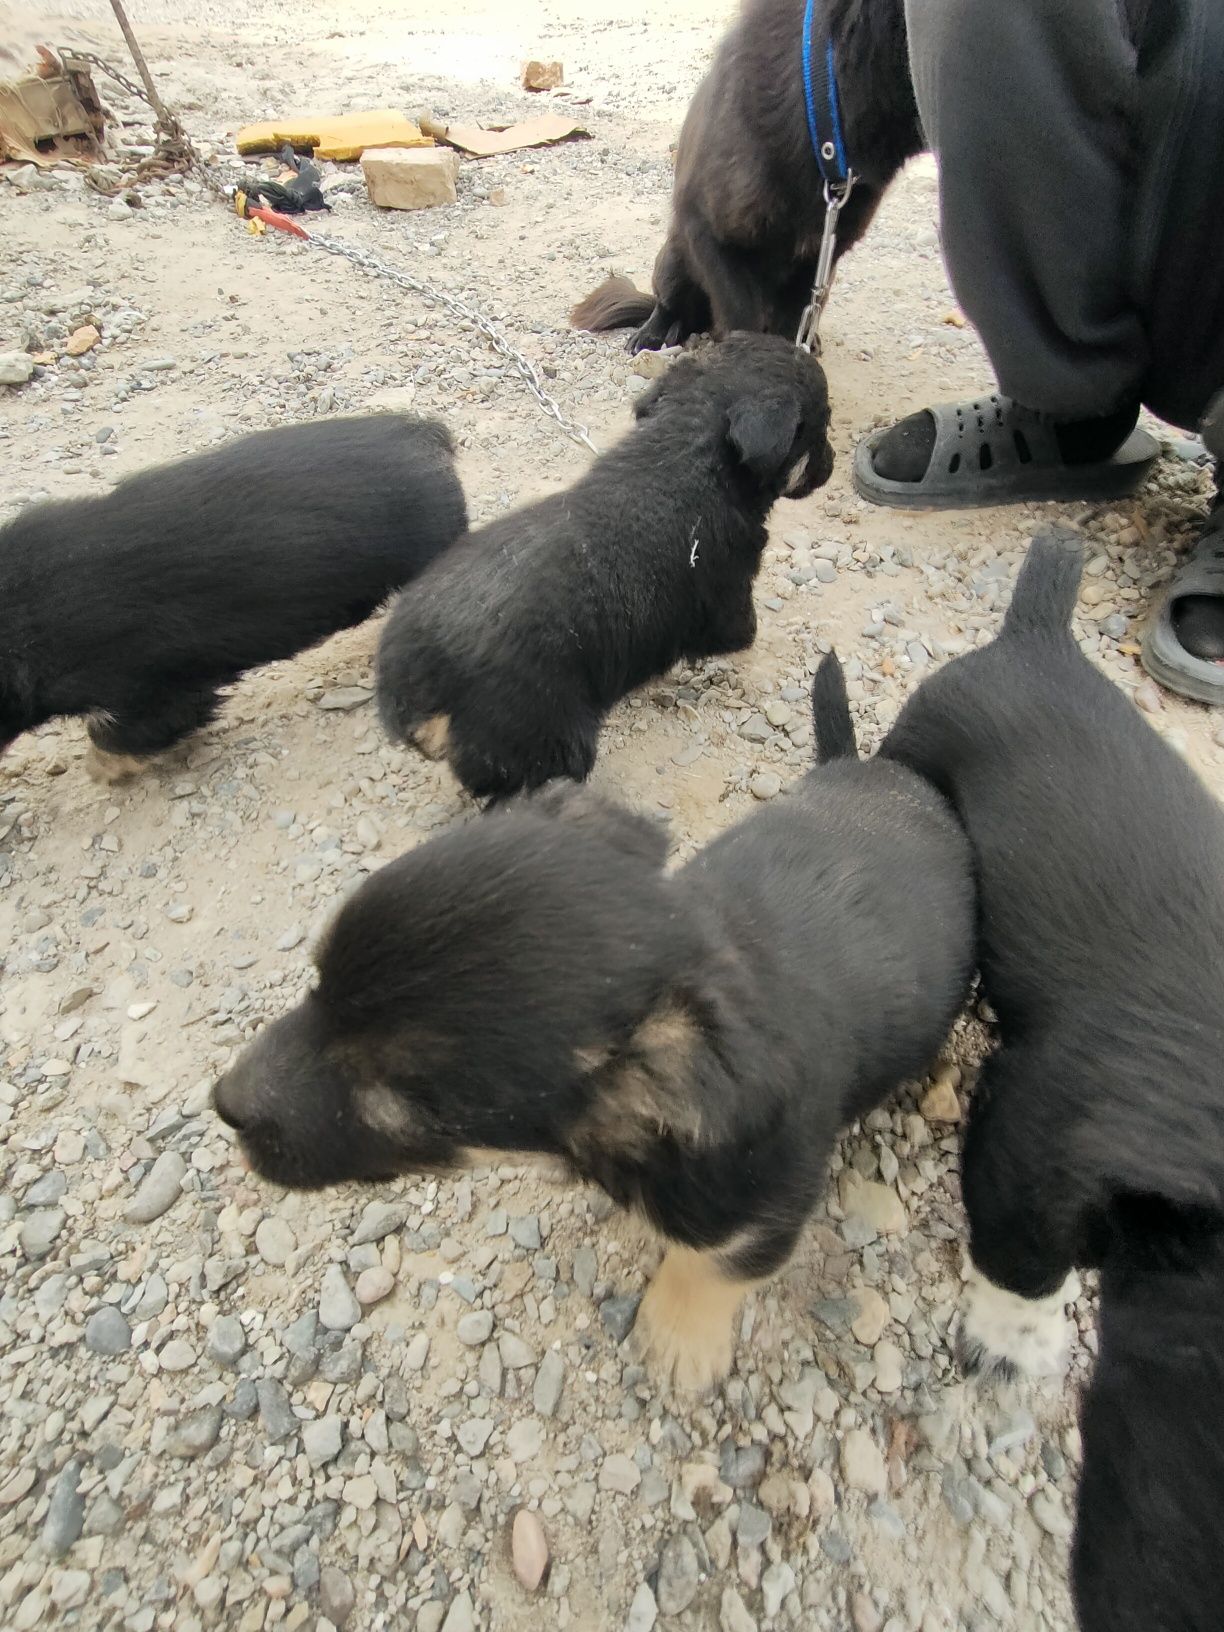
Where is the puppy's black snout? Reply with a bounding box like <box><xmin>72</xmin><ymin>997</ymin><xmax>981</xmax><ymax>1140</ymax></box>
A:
<box><xmin>211</xmin><ymin>1074</ymin><xmax>247</xmax><ymax>1132</ymax></box>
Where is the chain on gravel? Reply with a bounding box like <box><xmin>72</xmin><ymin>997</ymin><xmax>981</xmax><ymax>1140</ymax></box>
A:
<box><xmin>66</xmin><ymin>48</ymin><xmax>600</xmax><ymax>456</ymax></box>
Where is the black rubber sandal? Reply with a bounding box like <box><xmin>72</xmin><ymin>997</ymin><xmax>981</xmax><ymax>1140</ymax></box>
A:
<box><xmin>854</xmin><ymin>395</ymin><xmax>1160</xmax><ymax>511</ymax></box>
<box><xmin>1141</xmin><ymin>520</ymin><xmax>1224</xmax><ymax>705</ymax></box>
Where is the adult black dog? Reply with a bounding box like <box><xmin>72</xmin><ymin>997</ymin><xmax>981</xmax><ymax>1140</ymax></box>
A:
<box><xmin>0</xmin><ymin>415</ymin><xmax>466</xmax><ymax>781</ymax></box>
<box><xmin>571</xmin><ymin>0</ymin><xmax>922</xmax><ymax>352</ymax></box>
<box><xmin>881</xmin><ymin>529</ymin><xmax>1224</xmax><ymax>1632</ymax></box>
<box><xmin>214</xmin><ymin>657</ymin><xmax>973</xmax><ymax>1392</ymax></box>
<box><xmin>376</xmin><ymin>335</ymin><xmax>833</xmax><ymax>800</ymax></box>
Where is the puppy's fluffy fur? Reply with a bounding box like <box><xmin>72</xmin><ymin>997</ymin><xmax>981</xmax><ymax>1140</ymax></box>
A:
<box><xmin>571</xmin><ymin>0</ymin><xmax>922</xmax><ymax>351</ymax></box>
<box><xmin>376</xmin><ymin>334</ymin><xmax>833</xmax><ymax>800</ymax></box>
<box><xmin>214</xmin><ymin>657</ymin><xmax>973</xmax><ymax>1390</ymax></box>
<box><xmin>0</xmin><ymin>415</ymin><xmax>466</xmax><ymax>775</ymax></box>
<box><xmin>881</xmin><ymin>529</ymin><xmax>1224</xmax><ymax>1632</ymax></box>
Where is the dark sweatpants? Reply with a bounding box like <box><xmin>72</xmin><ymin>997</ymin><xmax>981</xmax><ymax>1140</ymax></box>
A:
<box><xmin>904</xmin><ymin>0</ymin><xmax>1224</xmax><ymax>435</ymax></box>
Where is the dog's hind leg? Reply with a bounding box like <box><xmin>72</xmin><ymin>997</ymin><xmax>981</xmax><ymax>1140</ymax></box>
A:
<box><xmin>86</xmin><ymin>685</ymin><xmax>222</xmax><ymax>781</ymax></box>
<box><xmin>956</xmin><ymin>1048</ymin><xmax>1082</xmax><ymax>1383</ymax></box>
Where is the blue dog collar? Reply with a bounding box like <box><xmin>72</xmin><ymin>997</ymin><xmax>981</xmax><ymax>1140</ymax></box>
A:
<box><xmin>802</xmin><ymin>0</ymin><xmax>852</xmax><ymax>195</ymax></box>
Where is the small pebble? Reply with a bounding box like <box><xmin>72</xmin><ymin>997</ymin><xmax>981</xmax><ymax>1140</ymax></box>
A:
<box><xmin>511</xmin><ymin>1507</ymin><xmax>550</xmax><ymax>1591</ymax></box>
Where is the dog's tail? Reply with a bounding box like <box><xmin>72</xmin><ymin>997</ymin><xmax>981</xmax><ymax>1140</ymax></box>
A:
<box><xmin>1002</xmin><ymin>526</ymin><xmax>1084</xmax><ymax>638</ymax></box>
<box><xmin>1072</xmin><ymin>1207</ymin><xmax>1224</xmax><ymax>1632</ymax></box>
<box><xmin>811</xmin><ymin>651</ymin><xmax>858</xmax><ymax>763</ymax></box>
<box><xmin>570</xmin><ymin>274</ymin><xmax>655</xmax><ymax>333</ymax></box>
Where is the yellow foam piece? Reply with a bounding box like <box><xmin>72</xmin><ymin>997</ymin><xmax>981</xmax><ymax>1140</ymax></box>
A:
<box><xmin>235</xmin><ymin>110</ymin><xmax>432</xmax><ymax>162</ymax></box>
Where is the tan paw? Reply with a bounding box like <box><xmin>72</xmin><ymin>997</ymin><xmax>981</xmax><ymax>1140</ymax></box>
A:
<box><xmin>631</xmin><ymin>1246</ymin><xmax>747</xmax><ymax>1394</ymax></box>
<box><xmin>85</xmin><ymin>745</ymin><xmax>148</xmax><ymax>785</ymax></box>
<box><xmin>411</xmin><ymin>714</ymin><xmax>451</xmax><ymax>761</ymax></box>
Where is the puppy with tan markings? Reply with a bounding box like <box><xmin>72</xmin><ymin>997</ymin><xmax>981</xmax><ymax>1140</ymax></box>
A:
<box><xmin>214</xmin><ymin>656</ymin><xmax>973</xmax><ymax>1390</ymax></box>
<box><xmin>375</xmin><ymin>334</ymin><xmax>833</xmax><ymax>801</ymax></box>
<box><xmin>0</xmin><ymin>415</ymin><xmax>466</xmax><ymax>779</ymax></box>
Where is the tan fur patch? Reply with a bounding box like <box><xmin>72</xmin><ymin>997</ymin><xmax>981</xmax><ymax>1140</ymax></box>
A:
<box><xmin>568</xmin><ymin>1001</ymin><xmax>701</xmax><ymax>1164</ymax></box>
<box><xmin>412</xmin><ymin>714</ymin><xmax>451</xmax><ymax>761</ymax></box>
<box><xmin>633</xmin><ymin>1243</ymin><xmax>761</xmax><ymax>1394</ymax></box>
<box><xmin>84</xmin><ymin>744</ymin><xmax>148</xmax><ymax>785</ymax></box>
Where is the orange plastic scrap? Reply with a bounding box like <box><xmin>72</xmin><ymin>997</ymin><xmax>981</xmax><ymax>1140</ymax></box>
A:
<box><xmin>235</xmin><ymin>110</ymin><xmax>432</xmax><ymax>162</ymax></box>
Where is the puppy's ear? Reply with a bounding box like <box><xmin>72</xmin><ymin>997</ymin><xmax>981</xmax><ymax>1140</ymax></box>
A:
<box><xmin>569</xmin><ymin>996</ymin><xmax>705</xmax><ymax>1164</ymax></box>
<box><xmin>532</xmin><ymin>784</ymin><xmax>669</xmax><ymax>869</ymax></box>
<box><xmin>727</xmin><ymin>391</ymin><xmax>802</xmax><ymax>482</ymax></box>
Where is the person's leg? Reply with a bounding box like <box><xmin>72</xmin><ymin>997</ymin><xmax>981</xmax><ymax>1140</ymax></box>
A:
<box><xmin>872</xmin><ymin>0</ymin><xmax>1146</xmax><ymax>488</ymax></box>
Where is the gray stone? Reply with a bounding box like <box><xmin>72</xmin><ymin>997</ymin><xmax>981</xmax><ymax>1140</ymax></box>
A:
<box><xmin>319</xmin><ymin>1565</ymin><xmax>356</xmax><ymax>1626</ymax></box>
<box><xmin>1100</xmin><ymin>613</ymin><xmax>1128</xmax><ymax>640</ymax></box>
<box><xmin>21</xmin><ymin>1207</ymin><xmax>65</xmax><ymax>1260</ymax></box>
<box><xmin>257</xmin><ymin>1378</ymin><xmax>297</xmax><ymax>1443</ymax></box>
<box><xmin>319</xmin><ymin>1264</ymin><xmax>361</xmax><ymax>1331</ymax></box>
<box><xmin>736</xmin><ymin>1501</ymin><xmax>771</xmax><ymax>1550</ymax></box>
<box><xmin>26</xmin><ymin>1171</ymin><xmax>68</xmax><ymax>1207</ymax></box>
<box><xmin>720</xmin><ymin>1587</ymin><xmax>758</xmax><ymax>1632</ymax></box>
<box><xmin>0</xmin><ymin>350</ymin><xmax>35</xmax><ymax>387</ymax></box>
<box><xmin>814</xmin><ymin>560</ymin><xmax>838</xmax><ymax>583</ymax></box>
<box><xmin>761</xmin><ymin>1563</ymin><xmax>796</xmax><ymax>1619</ymax></box>
<box><xmin>84</xmin><ymin>1493</ymin><xmax>126</xmax><ymax>1537</ymax></box>
<box><xmin>226</xmin><ymin>1379</ymin><xmax>259</xmax><ymax>1420</ymax></box>
<box><xmin>126</xmin><ymin>1151</ymin><xmax>186</xmax><ymax>1223</ymax></box>
<box><xmin>164</xmin><ymin>1407</ymin><xmax>223</xmax><ymax>1459</ymax></box>
<box><xmin>656</xmin><ymin>1534</ymin><xmax>700</xmax><ymax>1615</ymax></box>
<box><xmin>599</xmin><ymin>1293</ymin><xmax>641</xmax><ymax>1344</ymax></box>
<box><xmin>317</xmin><ymin>687</ymin><xmax>373</xmax><ymax>711</ymax></box>
<box><xmin>457</xmin><ymin>1418</ymin><xmax>494</xmax><ymax>1457</ymax></box>
<box><xmin>302</xmin><ymin>1416</ymin><xmax>344</xmax><ymax>1468</ymax></box>
<box><xmin>206</xmin><ymin>1315</ymin><xmax>246</xmax><ymax>1367</ymax></box>
<box><xmin>820</xmin><ymin>1529</ymin><xmax>852</xmax><ymax>1564</ymax></box>
<box><xmin>351</xmin><ymin>1201</ymin><xmax>408</xmax><ymax>1245</ymax></box>
<box><xmin>255</xmin><ymin>1217</ymin><xmax>296</xmax><ymax>1266</ymax></box>
<box><xmin>720</xmin><ymin>1441</ymin><xmax>767</xmax><ymax>1489</ymax></box>
<box><xmin>533</xmin><ymin>1349</ymin><xmax>565</xmax><ymax>1417</ymax></box>
<box><xmin>41</xmin><ymin>1460</ymin><xmax>84</xmax><ymax>1558</ymax></box>
<box><xmin>441</xmin><ymin>1592</ymin><xmax>476</xmax><ymax>1632</ymax></box>
<box><xmin>85</xmin><ymin>1305</ymin><xmax>132</xmax><ymax>1356</ymax></box>
<box><xmin>509</xmin><ymin>1214</ymin><xmax>542</xmax><ymax>1251</ymax></box>
<box><xmin>457</xmin><ymin>1309</ymin><xmax>494</xmax><ymax>1346</ymax></box>
<box><xmin>572</xmin><ymin>1245</ymin><xmax>598</xmax><ymax>1296</ymax></box>
<box><xmin>625</xmin><ymin>1582</ymin><xmax>658</xmax><ymax>1632</ymax></box>
<box><xmin>499</xmin><ymin>1331</ymin><xmax>536</xmax><ymax>1368</ymax></box>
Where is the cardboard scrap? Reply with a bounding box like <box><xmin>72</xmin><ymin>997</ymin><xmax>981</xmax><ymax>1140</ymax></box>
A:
<box><xmin>0</xmin><ymin>47</ymin><xmax>106</xmax><ymax>166</ymax></box>
<box><xmin>235</xmin><ymin>110</ymin><xmax>432</xmax><ymax>162</ymax></box>
<box><xmin>438</xmin><ymin>113</ymin><xmax>588</xmax><ymax>159</ymax></box>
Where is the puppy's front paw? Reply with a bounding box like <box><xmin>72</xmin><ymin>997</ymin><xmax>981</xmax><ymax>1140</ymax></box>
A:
<box><xmin>410</xmin><ymin>714</ymin><xmax>451</xmax><ymax>762</ymax></box>
<box><xmin>85</xmin><ymin>745</ymin><xmax>148</xmax><ymax>785</ymax></box>
<box><xmin>956</xmin><ymin>1263</ymin><xmax>1079</xmax><ymax>1384</ymax></box>
<box><xmin>631</xmin><ymin>1246</ymin><xmax>745</xmax><ymax>1394</ymax></box>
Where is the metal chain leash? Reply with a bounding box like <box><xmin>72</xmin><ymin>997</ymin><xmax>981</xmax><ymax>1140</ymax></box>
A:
<box><xmin>305</xmin><ymin>234</ymin><xmax>598</xmax><ymax>454</ymax></box>
<box><xmin>62</xmin><ymin>46</ymin><xmax>599</xmax><ymax>456</ymax></box>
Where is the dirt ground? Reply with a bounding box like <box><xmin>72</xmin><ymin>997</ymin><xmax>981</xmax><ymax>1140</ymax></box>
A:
<box><xmin>1</xmin><ymin>3</ymin><xmax>1221</xmax><ymax>1631</ymax></box>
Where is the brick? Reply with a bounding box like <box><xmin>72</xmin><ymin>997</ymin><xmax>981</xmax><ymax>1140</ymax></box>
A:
<box><xmin>361</xmin><ymin>145</ymin><xmax>458</xmax><ymax>210</ymax></box>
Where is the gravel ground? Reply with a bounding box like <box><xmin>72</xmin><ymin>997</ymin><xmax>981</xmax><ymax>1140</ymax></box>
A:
<box><xmin>3</xmin><ymin>3</ymin><xmax>1223</xmax><ymax>1630</ymax></box>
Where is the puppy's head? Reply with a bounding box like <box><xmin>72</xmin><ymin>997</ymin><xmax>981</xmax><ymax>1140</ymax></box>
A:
<box><xmin>212</xmin><ymin>789</ymin><xmax>708</xmax><ymax>1190</ymax></box>
<box><xmin>633</xmin><ymin>333</ymin><xmax>834</xmax><ymax>500</ymax></box>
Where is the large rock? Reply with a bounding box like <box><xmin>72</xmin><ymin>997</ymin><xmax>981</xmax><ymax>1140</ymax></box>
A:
<box><xmin>0</xmin><ymin>351</ymin><xmax>35</xmax><ymax>387</ymax></box>
<box><xmin>361</xmin><ymin>146</ymin><xmax>458</xmax><ymax>210</ymax></box>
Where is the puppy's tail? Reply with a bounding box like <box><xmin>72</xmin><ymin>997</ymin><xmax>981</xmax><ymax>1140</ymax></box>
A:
<box><xmin>811</xmin><ymin>651</ymin><xmax>858</xmax><ymax>763</ymax></box>
<box><xmin>570</xmin><ymin>274</ymin><xmax>655</xmax><ymax>333</ymax></box>
<box><xmin>1002</xmin><ymin>526</ymin><xmax>1084</xmax><ymax>638</ymax></box>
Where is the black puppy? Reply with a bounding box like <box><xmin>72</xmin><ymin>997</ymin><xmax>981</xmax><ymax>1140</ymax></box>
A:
<box><xmin>880</xmin><ymin>529</ymin><xmax>1224</xmax><ymax>1632</ymax></box>
<box><xmin>572</xmin><ymin>0</ymin><xmax>922</xmax><ymax>351</ymax></box>
<box><xmin>214</xmin><ymin>656</ymin><xmax>973</xmax><ymax>1391</ymax></box>
<box><xmin>0</xmin><ymin>415</ymin><xmax>466</xmax><ymax>781</ymax></box>
<box><xmin>376</xmin><ymin>334</ymin><xmax>833</xmax><ymax>800</ymax></box>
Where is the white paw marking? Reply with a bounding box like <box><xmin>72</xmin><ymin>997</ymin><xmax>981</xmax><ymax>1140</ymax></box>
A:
<box><xmin>957</xmin><ymin>1263</ymin><xmax>1080</xmax><ymax>1382</ymax></box>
